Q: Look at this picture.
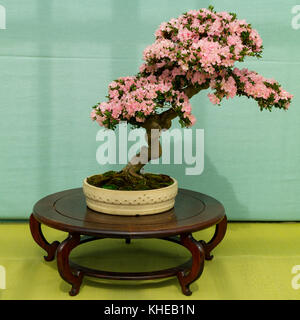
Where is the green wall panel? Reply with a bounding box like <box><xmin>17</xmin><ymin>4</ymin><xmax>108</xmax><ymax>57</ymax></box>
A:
<box><xmin>0</xmin><ymin>0</ymin><xmax>299</xmax><ymax>220</ymax></box>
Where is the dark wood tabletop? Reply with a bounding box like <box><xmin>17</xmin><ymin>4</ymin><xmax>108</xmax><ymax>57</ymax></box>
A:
<box><xmin>32</xmin><ymin>188</ymin><xmax>225</xmax><ymax>239</ymax></box>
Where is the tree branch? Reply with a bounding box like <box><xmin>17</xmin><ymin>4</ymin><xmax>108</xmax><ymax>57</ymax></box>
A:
<box><xmin>121</xmin><ymin>82</ymin><xmax>210</xmax><ymax>176</ymax></box>
<box><xmin>184</xmin><ymin>82</ymin><xmax>209</xmax><ymax>99</ymax></box>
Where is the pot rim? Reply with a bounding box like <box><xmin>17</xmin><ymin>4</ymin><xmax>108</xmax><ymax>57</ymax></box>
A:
<box><xmin>83</xmin><ymin>176</ymin><xmax>177</xmax><ymax>193</ymax></box>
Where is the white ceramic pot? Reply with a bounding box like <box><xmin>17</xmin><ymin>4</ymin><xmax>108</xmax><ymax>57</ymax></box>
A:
<box><xmin>82</xmin><ymin>177</ymin><xmax>178</xmax><ymax>216</ymax></box>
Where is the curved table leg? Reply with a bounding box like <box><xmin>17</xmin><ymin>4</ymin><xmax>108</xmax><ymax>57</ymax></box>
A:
<box><xmin>56</xmin><ymin>233</ymin><xmax>83</xmax><ymax>296</ymax></box>
<box><xmin>200</xmin><ymin>215</ymin><xmax>227</xmax><ymax>261</ymax></box>
<box><xmin>177</xmin><ymin>233</ymin><xmax>205</xmax><ymax>296</ymax></box>
<box><xmin>29</xmin><ymin>214</ymin><xmax>60</xmax><ymax>261</ymax></box>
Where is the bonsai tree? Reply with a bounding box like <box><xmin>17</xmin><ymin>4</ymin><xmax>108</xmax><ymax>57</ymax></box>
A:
<box><xmin>90</xmin><ymin>6</ymin><xmax>292</xmax><ymax>190</ymax></box>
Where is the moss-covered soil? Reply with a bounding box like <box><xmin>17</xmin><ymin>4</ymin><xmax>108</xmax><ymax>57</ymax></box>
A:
<box><xmin>87</xmin><ymin>171</ymin><xmax>174</xmax><ymax>191</ymax></box>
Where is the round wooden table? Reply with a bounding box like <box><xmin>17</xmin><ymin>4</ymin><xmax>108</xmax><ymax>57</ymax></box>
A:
<box><xmin>29</xmin><ymin>188</ymin><xmax>227</xmax><ymax>296</ymax></box>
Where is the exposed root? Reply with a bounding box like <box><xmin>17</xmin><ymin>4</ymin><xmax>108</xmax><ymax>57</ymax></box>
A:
<box><xmin>121</xmin><ymin>164</ymin><xmax>145</xmax><ymax>181</ymax></box>
<box><xmin>127</xmin><ymin>167</ymin><xmax>144</xmax><ymax>180</ymax></box>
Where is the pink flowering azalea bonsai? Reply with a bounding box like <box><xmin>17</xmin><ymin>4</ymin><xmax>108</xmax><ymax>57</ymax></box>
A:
<box><xmin>89</xmin><ymin>6</ymin><xmax>292</xmax><ymax>190</ymax></box>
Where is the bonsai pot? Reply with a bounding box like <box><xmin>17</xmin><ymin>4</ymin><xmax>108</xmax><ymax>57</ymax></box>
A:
<box><xmin>83</xmin><ymin>177</ymin><xmax>178</xmax><ymax>216</ymax></box>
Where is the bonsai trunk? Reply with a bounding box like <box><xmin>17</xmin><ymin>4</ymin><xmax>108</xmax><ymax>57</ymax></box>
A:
<box><xmin>121</xmin><ymin>127</ymin><xmax>163</xmax><ymax>179</ymax></box>
<box><xmin>121</xmin><ymin>83</ymin><xmax>204</xmax><ymax>180</ymax></box>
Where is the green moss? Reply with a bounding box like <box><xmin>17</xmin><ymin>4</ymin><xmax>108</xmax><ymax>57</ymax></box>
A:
<box><xmin>87</xmin><ymin>171</ymin><xmax>174</xmax><ymax>191</ymax></box>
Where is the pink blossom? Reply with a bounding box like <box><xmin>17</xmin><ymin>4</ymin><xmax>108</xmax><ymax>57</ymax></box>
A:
<box><xmin>171</xmin><ymin>67</ymin><xmax>184</xmax><ymax>77</ymax></box>
<box><xmin>187</xmin><ymin>114</ymin><xmax>196</xmax><ymax>127</ymax></box>
<box><xmin>178</xmin><ymin>27</ymin><xmax>194</xmax><ymax>42</ymax></box>
<box><xmin>90</xmin><ymin>109</ymin><xmax>97</xmax><ymax>120</ymax></box>
<box><xmin>92</xmin><ymin>8</ymin><xmax>292</xmax><ymax>129</ymax></box>
<box><xmin>208</xmin><ymin>93</ymin><xmax>220</xmax><ymax>105</ymax></box>
<box><xmin>218</xmin><ymin>11</ymin><xmax>233</xmax><ymax>21</ymax></box>
<box><xmin>181</xmin><ymin>102</ymin><xmax>192</xmax><ymax>113</ymax></box>
<box><xmin>222</xmin><ymin>76</ymin><xmax>237</xmax><ymax>98</ymax></box>
<box><xmin>191</xmin><ymin>72</ymin><xmax>207</xmax><ymax>85</ymax></box>
<box><xmin>227</xmin><ymin>35</ymin><xmax>241</xmax><ymax>46</ymax></box>
<box><xmin>109</xmin><ymin>89</ymin><xmax>119</xmax><ymax>99</ymax></box>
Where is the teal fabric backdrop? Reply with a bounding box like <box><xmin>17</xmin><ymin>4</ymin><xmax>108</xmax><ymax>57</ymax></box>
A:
<box><xmin>0</xmin><ymin>0</ymin><xmax>299</xmax><ymax>220</ymax></box>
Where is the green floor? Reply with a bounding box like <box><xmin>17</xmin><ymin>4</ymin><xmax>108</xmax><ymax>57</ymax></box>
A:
<box><xmin>0</xmin><ymin>221</ymin><xmax>299</xmax><ymax>300</ymax></box>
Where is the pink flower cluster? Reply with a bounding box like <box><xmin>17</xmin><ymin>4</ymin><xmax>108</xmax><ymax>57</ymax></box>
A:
<box><xmin>92</xmin><ymin>7</ymin><xmax>292</xmax><ymax>130</ymax></box>
<box><xmin>91</xmin><ymin>75</ymin><xmax>194</xmax><ymax>129</ymax></box>
<box><xmin>208</xmin><ymin>68</ymin><xmax>293</xmax><ymax>109</ymax></box>
<box><xmin>143</xmin><ymin>8</ymin><xmax>263</xmax><ymax>76</ymax></box>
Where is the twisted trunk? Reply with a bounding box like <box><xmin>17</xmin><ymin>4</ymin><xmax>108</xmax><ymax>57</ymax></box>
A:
<box><xmin>121</xmin><ymin>84</ymin><xmax>205</xmax><ymax>179</ymax></box>
<box><xmin>121</xmin><ymin>117</ymin><xmax>163</xmax><ymax>179</ymax></box>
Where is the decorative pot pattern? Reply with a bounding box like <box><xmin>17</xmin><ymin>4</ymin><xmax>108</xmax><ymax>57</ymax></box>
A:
<box><xmin>83</xmin><ymin>178</ymin><xmax>178</xmax><ymax>216</ymax></box>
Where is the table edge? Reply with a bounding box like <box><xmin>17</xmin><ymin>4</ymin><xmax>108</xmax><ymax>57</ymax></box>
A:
<box><xmin>32</xmin><ymin>187</ymin><xmax>226</xmax><ymax>238</ymax></box>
